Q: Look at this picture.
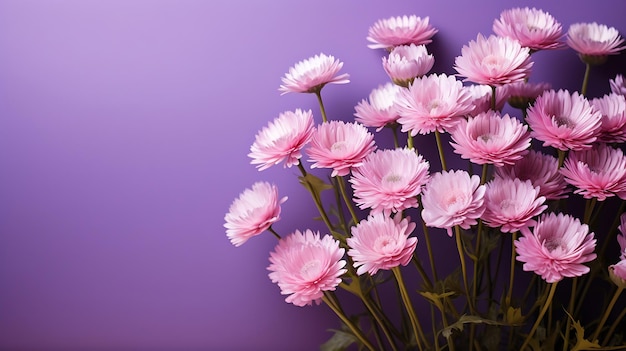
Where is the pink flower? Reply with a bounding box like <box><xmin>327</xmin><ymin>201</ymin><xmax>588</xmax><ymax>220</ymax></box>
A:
<box><xmin>279</xmin><ymin>53</ymin><xmax>350</xmax><ymax>95</ymax></box>
<box><xmin>515</xmin><ymin>212</ymin><xmax>597</xmax><ymax>283</ymax></box>
<box><xmin>249</xmin><ymin>109</ymin><xmax>315</xmax><ymax>170</ymax></box>
<box><xmin>382</xmin><ymin>44</ymin><xmax>434</xmax><ymax>86</ymax></box>
<box><xmin>268</xmin><ymin>230</ymin><xmax>347</xmax><ymax>307</ymax></box>
<box><xmin>396</xmin><ymin>74</ymin><xmax>475</xmax><ymax>135</ymax></box>
<box><xmin>567</xmin><ymin>22</ymin><xmax>625</xmax><ymax>58</ymax></box>
<box><xmin>483</xmin><ymin>178</ymin><xmax>547</xmax><ymax>233</ymax></box>
<box><xmin>560</xmin><ymin>144</ymin><xmax>626</xmax><ymax>201</ymax></box>
<box><xmin>449</xmin><ymin>111</ymin><xmax>531</xmax><ymax>167</ymax></box>
<box><xmin>307</xmin><ymin>121</ymin><xmax>376</xmax><ymax>177</ymax></box>
<box><xmin>464</xmin><ymin>84</ymin><xmax>509</xmax><ymax>116</ymax></box>
<box><xmin>610</xmin><ymin>74</ymin><xmax>626</xmax><ymax>96</ymax></box>
<box><xmin>526</xmin><ymin>89</ymin><xmax>601</xmax><ymax>151</ymax></box>
<box><xmin>347</xmin><ymin>213</ymin><xmax>417</xmax><ymax>275</ymax></box>
<box><xmin>421</xmin><ymin>170</ymin><xmax>486</xmax><ymax>236</ymax></box>
<box><xmin>618</xmin><ymin>213</ymin><xmax>626</xmax><ymax>259</ymax></box>
<box><xmin>224</xmin><ymin>182</ymin><xmax>288</xmax><ymax>247</ymax></box>
<box><xmin>354</xmin><ymin>83</ymin><xmax>402</xmax><ymax>131</ymax></box>
<box><xmin>493</xmin><ymin>7</ymin><xmax>564</xmax><ymax>51</ymax></box>
<box><xmin>591</xmin><ymin>93</ymin><xmax>626</xmax><ymax>143</ymax></box>
<box><xmin>609</xmin><ymin>260</ymin><xmax>626</xmax><ymax>288</ymax></box>
<box><xmin>504</xmin><ymin>81</ymin><xmax>552</xmax><ymax>110</ymax></box>
<box><xmin>454</xmin><ymin>34</ymin><xmax>533</xmax><ymax>86</ymax></box>
<box><xmin>366</xmin><ymin>15</ymin><xmax>438</xmax><ymax>50</ymax></box>
<box><xmin>350</xmin><ymin>148</ymin><xmax>430</xmax><ymax>215</ymax></box>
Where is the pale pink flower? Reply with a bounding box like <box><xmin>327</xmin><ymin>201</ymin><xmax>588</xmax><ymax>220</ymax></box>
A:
<box><xmin>567</xmin><ymin>22</ymin><xmax>625</xmax><ymax>58</ymax></box>
<box><xmin>307</xmin><ymin>121</ymin><xmax>376</xmax><ymax>177</ymax></box>
<box><xmin>609</xmin><ymin>259</ymin><xmax>626</xmax><ymax>288</ymax></box>
<box><xmin>526</xmin><ymin>89</ymin><xmax>602</xmax><ymax>151</ymax></box>
<box><xmin>249</xmin><ymin>109</ymin><xmax>315</xmax><ymax>170</ymax></box>
<box><xmin>483</xmin><ymin>178</ymin><xmax>547</xmax><ymax>233</ymax></box>
<box><xmin>464</xmin><ymin>84</ymin><xmax>508</xmax><ymax>116</ymax></box>
<box><xmin>560</xmin><ymin>144</ymin><xmax>626</xmax><ymax>201</ymax></box>
<box><xmin>350</xmin><ymin>148</ymin><xmax>430</xmax><ymax>214</ymax></box>
<box><xmin>382</xmin><ymin>44</ymin><xmax>434</xmax><ymax>86</ymax></box>
<box><xmin>279</xmin><ymin>53</ymin><xmax>350</xmax><ymax>95</ymax></box>
<box><xmin>268</xmin><ymin>230</ymin><xmax>346</xmax><ymax>307</ymax></box>
<box><xmin>367</xmin><ymin>15</ymin><xmax>438</xmax><ymax>50</ymax></box>
<box><xmin>396</xmin><ymin>74</ymin><xmax>475</xmax><ymax>135</ymax></box>
<box><xmin>610</xmin><ymin>74</ymin><xmax>626</xmax><ymax>96</ymax></box>
<box><xmin>493</xmin><ymin>7</ymin><xmax>564</xmax><ymax>51</ymax></box>
<box><xmin>224</xmin><ymin>182</ymin><xmax>288</xmax><ymax>247</ymax></box>
<box><xmin>347</xmin><ymin>213</ymin><xmax>418</xmax><ymax>275</ymax></box>
<box><xmin>454</xmin><ymin>34</ymin><xmax>533</xmax><ymax>86</ymax></box>
<box><xmin>515</xmin><ymin>212</ymin><xmax>597</xmax><ymax>283</ymax></box>
<box><xmin>450</xmin><ymin>111</ymin><xmax>531</xmax><ymax>167</ymax></box>
<box><xmin>591</xmin><ymin>93</ymin><xmax>626</xmax><ymax>143</ymax></box>
<box><xmin>618</xmin><ymin>213</ymin><xmax>626</xmax><ymax>259</ymax></box>
<box><xmin>354</xmin><ymin>83</ymin><xmax>402</xmax><ymax>131</ymax></box>
<box><xmin>504</xmin><ymin>81</ymin><xmax>552</xmax><ymax>110</ymax></box>
<box><xmin>421</xmin><ymin>170</ymin><xmax>486</xmax><ymax>236</ymax></box>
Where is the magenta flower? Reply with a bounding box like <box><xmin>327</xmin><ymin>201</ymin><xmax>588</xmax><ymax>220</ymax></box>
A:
<box><xmin>454</xmin><ymin>34</ymin><xmax>533</xmax><ymax>86</ymax></box>
<box><xmin>382</xmin><ymin>44</ymin><xmax>434</xmax><ymax>86</ymax></box>
<box><xmin>421</xmin><ymin>170</ymin><xmax>486</xmax><ymax>236</ymax></box>
<box><xmin>347</xmin><ymin>213</ymin><xmax>418</xmax><ymax>275</ymax></box>
<box><xmin>619</xmin><ymin>213</ymin><xmax>626</xmax><ymax>259</ymax></box>
<box><xmin>279</xmin><ymin>53</ymin><xmax>350</xmax><ymax>95</ymax></box>
<box><xmin>354</xmin><ymin>83</ymin><xmax>402</xmax><ymax>131</ymax></box>
<box><xmin>515</xmin><ymin>212</ymin><xmax>597</xmax><ymax>283</ymax></box>
<box><xmin>493</xmin><ymin>7</ymin><xmax>564</xmax><ymax>51</ymax></box>
<box><xmin>464</xmin><ymin>84</ymin><xmax>509</xmax><ymax>116</ymax></box>
<box><xmin>307</xmin><ymin>121</ymin><xmax>376</xmax><ymax>177</ymax></box>
<box><xmin>504</xmin><ymin>81</ymin><xmax>552</xmax><ymax>110</ymax></box>
<box><xmin>350</xmin><ymin>148</ymin><xmax>430</xmax><ymax>215</ymax></box>
<box><xmin>609</xmin><ymin>260</ymin><xmax>626</xmax><ymax>288</ymax></box>
<box><xmin>610</xmin><ymin>74</ymin><xmax>626</xmax><ymax>96</ymax></box>
<box><xmin>567</xmin><ymin>22</ymin><xmax>625</xmax><ymax>59</ymax></box>
<box><xmin>224</xmin><ymin>182</ymin><xmax>288</xmax><ymax>247</ymax></box>
<box><xmin>526</xmin><ymin>89</ymin><xmax>602</xmax><ymax>151</ymax></box>
<box><xmin>591</xmin><ymin>93</ymin><xmax>626</xmax><ymax>144</ymax></box>
<box><xmin>268</xmin><ymin>230</ymin><xmax>347</xmax><ymax>307</ymax></box>
<box><xmin>366</xmin><ymin>15</ymin><xmax>438</xmax><ymax>50</ymax></box>
<box><xmin>483</xmin><ymin>178</ymin><xmax>547</xmax><ymax>233</ymax></box>
<box><xmin>449</xmin><ymin>111</ymin><xmax>531</xmax><ymax>167</ymax></box>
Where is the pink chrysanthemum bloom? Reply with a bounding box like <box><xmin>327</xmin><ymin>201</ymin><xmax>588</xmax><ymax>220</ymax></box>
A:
<box><xmin>483</xmin><ymin>178</ymin><xmax>547</xmax><ymax>233</ymax></box>
<box><xmin>268</xmin><ymin>230</ymin><xmax>347</xmax><ymax>307</ymax></box>
<box><xmin>382</xmin><ymin>44</ymin><xmax>434</xmax><ymax>86</ymax></box>
<box><xmin>591</xmin><ymin>93</ymin><xmax>626</xmax><ymax>143</ymax></box>
<box><xmin>366</xmin><ymin>15</ymin><xmax>438</xmax><ymax>50</ymax></box>
<box><xmin>560</xmin><ymin>144</ymin><xmax>626</xmax><ymax>201</ymax></box>
<box><xmin>354</xmin><ymin>83</ymin><xmax>402</xmax><ymax>131</ymax></box>
<box><xmin>449</xmin><ymin>111</ymin><xmax>531</xmax><ymax>167</ymax></box>
<box><xmin>504</xmin><ymin>81</ymin><xmax>552</xmax><ymax>110</ymax></box>
<box><xmin>350</xmin><ymin>148</ymin><xmax>430</xmax><ymax>215</ymax></box>
<box><xmin>347</xmin><ymin>213</ymin><xmax>418</xmax><ymax>275</ymax></box>
<box><xmin>610</xmin><ymin>74</ymin><xmax>626</xmax><ymax>96</ymax></box>
<box><xmin>493</xmin><ymin>7</ymin><xmax>564</xmax><ymax>51</ymax></box>
<box><xmin>307</xmin><ymin>121</ymin><xmax>376</xmax><ymax>177</ymax></box>
<box><xmin>249</xmin><ymin>109</ymin><xmax>315</xmax><ymax>171</ymax></box>
<box><xmin>454</xmin><ymin>34</ymin><xmax>533</xmax><ymax>86</ymax></box>
<box><xmin>396</xmin><ymin>74</ymin><xmax>474</xmax><ymax>135</ymax></box>
<box><xmin>279</xmin><ymin>53</ymin><xmax>350</xmax><ymax>95</ymax></box>
<box><xmin>515</xmin><ymin>212</ymin><xmax>596</xmax><ymax>283</ymax></box>
<box><xmin>495</xmin><ymin>150</ymin><xmax>569</xmax><ymax>200</ymax></box>
<box><xmin>464</xmin><ymin>84</ymin><xmax>509</xmax><ymax>116</ymax></box>
<box><xmin>618</xmin><ymin>213</ymin><xmax>626</xmax><ymax>260</ymax></box>
<box><xmin>567</xmin><ymin>22</ymin><xmax>625</xmax><ymax>64</ymax></box>
<box><xmin>421</xmin><ymin>170</ymin><xmax>486</xmax><ymax>236</ymax></box>
<box><xmin>526</xmin><ymin>89</ymin><xmax>601</xmax><ymax>151</ymax></box>
<box><xmin>609</xmin><ymin>260</ymin><xmax>626</xmax><ymax>288</ymax></box>
<box><xmin>224</xmin><ymin>182</ymin><xmax>288</xmax><ymax>247</ymax></box>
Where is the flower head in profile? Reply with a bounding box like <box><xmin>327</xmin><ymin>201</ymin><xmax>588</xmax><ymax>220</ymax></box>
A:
<box><xmin>224</xmin><ymin>182</ymin><xmax>288</xmax><ymax>247</ymax></box>
<box><xmin>268</xmin><ymin>230</ymin><xmax>346</xmax><ymax>307</ymax></box>
<box><xmin>354</xmin><ymin>83</ymin><xmax>403</xmax><ymax>131</ymax></box>
<box><xmin>591</xmin><ymin>93</ymin><xmax>626</xmax><ymax>144</ymax></box>
<box><xmin>464</xmin><ymin>84</ymin><xmax>509</xmax><ymax>116</ymax></box>
<box><xmin>504</xmin><ymin>81</ymin><xmax>552</xmax><ymax>110</ymax></box>
<box><xmin>483</xmin><ymin>178</ymin><xmax>547</xmax><ymax>233</ymax></box>
<box><xmin>347</xmin><ymin>213</ymin><xmax>417</xmax><ymax>275</ymax></box>
<box><xmin>350</xmin><ymin>148</ymin><xmax>430</xmax><ymax>215</ymax></box>
<box><xmin>618</xmin><ymin>213</ymin><xmax>626</xmax><ymax>260</ymax></box>
<box><xmin>611</xmin><ymin>215</ymin><xmax>626</xmax><ymax>287</ymax></box>
<box><xmin>421</xmin><ymin>170</ymin><xmax>486</xmax><ymax>236</ymax></box>
<box><xmin>610</xmin><ymin>74</ymin><xmax>626</xmax><ymax>96</ymax></box>
<box><xmin>567</xmin><ymin>22</ymin><xmax>625</xmax><ymax>64</ymax></box>
<box><xmin>455</xmin><ymin>34</ymin><xmax>533</xmax><ymax>86</ymax></box>
<box><xmin>493</xmin><ymin>7</ymin><xmax>564</xmax><ymax>51</ymax></box>
<box><xmin>382</xmin><ymin>44</ymin><xmax>434</xmax><ymax>86</ymax></box>
<box><xmin>367</xmin><ymin>15</ymin><xmax>438</xmax><ymax>50</ymax></box>
<box><xmin>515</xmin><ymin>212</ymin><xmax>596</xmax><ymax>283</ymax></box>
<box><xmin>279</xmin><ymin>53</ymin><xmax>350</xmax><ymax>95</ymax></box>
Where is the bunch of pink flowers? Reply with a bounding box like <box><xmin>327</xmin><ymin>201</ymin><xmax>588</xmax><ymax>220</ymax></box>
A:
<box><xmin>225</xmin><ymin>7</ymin><xmax>626</xmax><ymax>351</ymax></box>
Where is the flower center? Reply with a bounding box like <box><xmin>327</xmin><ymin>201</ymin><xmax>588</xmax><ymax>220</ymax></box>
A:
<box><xmin>300</xmin><ymin>260</ymin><xmax>322</xmax><ymax>281</ymax></box>
<box><xmin>384</xmin><ymin>173</ymin><xmax>403</xmax><ymax>184</ymax></box>
<box><xmin>331</xmin><ymin>141</ymin><xmax>348</xmax><ymax>153</ymax></box>
<box><xmin>478</xmin><ymin>133</ymin><xmax>493</xmax><ymax>142</ymax></box>
<box><xmin>544</xmin><ymin>238</ymin><xmax>563</xmax><ymax>252</ymax></box>
<box><xmin>375</xmin><ymin>235</ymin><xmax>399</xmax><ymax>253</ymax></box>
<box><xmin>553</xmin><ymin>115</ymin><xmax>574</xmax><ymax>128</ymax></box>
<box><xmin>482</xmin><ymin>55</ymin><xmax>504</xmax><ymax>71</ymax></box>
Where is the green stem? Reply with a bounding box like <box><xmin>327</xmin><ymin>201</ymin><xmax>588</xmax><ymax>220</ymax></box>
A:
<box><xmin>506</xmin><ymin>232</ymin><xmax>518</xmax><ymax>306</ymax></box>
<box><xmin>603</xmin><ymin>298</ymin><xmax>626</xmax><ymax>346</ymax></box>
<box><xmin>491</xmin><ymin>85</ymin><xmax>497</xmax><ymax>111</ymax></box>
<box><xmin>562</xmin><ymin>278</ymin><xmax>578</xmax><ymax>351</ymax></box>
<box><xmin>337</xmin><ymin>175</ymin><xmax>359</xmax><ymax>225</ymax></box>
<box><xmin>322</xmin><ymin>293</ymin><xmax>376</xmax><ymax>351</ymax></box>
<box><xmin>592</xmin><ymin>286</ymin><xmax>624</xmax><ymax>342</ymax></box>
<box><xmin>419</xmin><ymin>211</ymin><xmax>439</xmax><ymax>282</ymax></box>
<box><xmin>407</xmin><ymin>131</ymin><xmax>414</xmax><ymax>150</ymax></box>
<box><xmin>520</xmin><ymin>281</ymin><xmax>559</xmax><ymax>351</ymax></box>
<box><xmin>267</xmin><ymin>226</ymin><xmax>281</xmax><ymax>240</ymax></box>
<box><xmin>581</xmin><ymin>63</ymin><xmax>591</xmax><ymax>97</ymax></box>
<box><xmin>358</xmin><ymin>291</ymin><xmax>400</xmax><ymax>351</ymax></box>
<box><xmin>455</xmin><ymin>225</ymin><xmax>473</xmax><ymax>313</ymax></box>
<box><xmin>557</xmin><ymin>149</ymin><xmax>566</xmax><ymax>168</ymax></box>
<box><xmin>297</xmin><ymin>162</ymin><xmax>335</xmax><ymax>235</ymax></box>
<box><xmin>435</xmin><ymin>130</ymin><xmax>448</xmax><ymax>171</ymax></box>
<box><xmin>391</xmin><ymin>124</ymin><xmax>400</xmax><ymax>149</ymax></box>
<box><xmin>315</xmin><ymin>90</ymin><xmax>328</xmax><ymax>123</ymax></box>
<box><xmin>412</xmin><ymin>255</ymin><xmax>433</xmax><ymax>289</ymax></box>
<box><xmin>481</xmin><ymin>163</ymin><xmax>490</xmax><ymax>185</ymax></box>
<box><xmin>392</xmin><ymin>267</ymin><xmax>428</xmax><ymax>351</ymax></box>
<box><xmin>583</xmin><ymin>197</ymin><xmax>596</xmax><ymax>224</ymax></box>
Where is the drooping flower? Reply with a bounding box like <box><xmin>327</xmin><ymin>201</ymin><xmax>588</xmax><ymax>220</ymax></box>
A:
<box><xmin>382</xmin><ymin>44</ymin><xmax>434</xmax><ymax>86</ymax></box>
<box><xmin>307</xmin><ymin>121</ymin><xmax>376</xmax><ymax>177</ymax></box>
<box><xmin>515</xmin><ymin>212</ymin><xmax>597</xmax><ymax>283</ymax></box>
<box><xmin>609</xmin><ymin>259</ymin><xmax>626</xmax><ymax>288</ymax></box>
<box><xmin>279</xmin><ymin>53</ymin><xmax>350</xmax><ymax>95</ymax></box>
<box><xmin>350</xmin><ymin>148</ymin><xmax>430</xmax><ymax>215</ymax></box>
<box><xmin>449</xmin><ymin>111</ymin><xmax>531</xmax><ymax>167</ymax></box>
<box><xmin>347</xmin><ymin>213</ymin><xmax>418</xmax><ymax>275</ymax></box>
<box><xmin>566</xmin><ymin>22</ymin><xmax>625</xmax><ymax>64</ymax></box>
<box><xmin>464</xmin><ymin>84</ymin><xmax>509</xmax><ymax>116</ymax></box>
<box><xmin>493</xmin><ymin>7</ymin><xmax>564</xmax><ymax>51</ymax></box>
<box><xmin>249</xmin><ymin>109</ymin><xmax>315</xmax><ymax>170</ymax></box>
<box><xmin>591</xmin><ymin>93</ymin><xmax>626</xmax><ymax>144</ymax></box>
<box><xmin>504</xmin><ymin>81</ymin><xmax>552</xmax><ymax>110</ymax></box>
<box><xmin>421</xmin><ymin>170</ymin><xmax>486</xmax><ymax>236</ymax></box>
<box><xmin>483</xmin><ymin>178</ymin><xmax>547</xmax><ymax>233</ymax></box>
<box><xmin>354</xmin><ymin>83</ymin><xmax>403</xmax><ymax>131</ymax></box>
<box><xmin>268</xmin><ymin>230</ymin><xmax>347</xmax><ymax>307</ymax></box>
<box><xmin>366</xmin><ymin>15</ymin><xmax>438</xmax><ymax>50</ymax></box>
<box><xmin>610</xmin><ymin>74</ymin><xmax>626</xmax><ymax>96</ymax></box>
<box><xmin>224</xmin><ymin>182</ymin><xmax>288</xmax><ymax>247</ymax></box>
<box><xmin>454</xmin><ymin>34</ymin><xmax>533</xmax><ymax>86</ymax></box>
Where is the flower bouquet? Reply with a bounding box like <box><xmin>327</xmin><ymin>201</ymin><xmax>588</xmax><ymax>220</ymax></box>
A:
<box><xmin>224</xmin><ymin>7</ymin><xmax>626</xmax><ymax>351</ymax></box>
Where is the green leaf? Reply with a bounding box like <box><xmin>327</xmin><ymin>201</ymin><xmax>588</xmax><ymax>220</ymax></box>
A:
<box><xmin>505</xmin><ymin>307</ymin><xmax>524</xmax><ymax>325</ymax></box>
<box><xmin>566</xmin><ymin>312</ymin><xmax>601</xmax><ymax>351</ymax></box>
<box><xmin>299</xmin><ymin>173</ymin><xmax>333</xmax><ymax>197</ymax></box>
<box><xmin>320</xmin><ymin>329</ymin><xmax>358</xmax><ymax>351</ymax></box>
<box><xmin>440</xmin><ymin>315</ymin><xmax>507</xmax><ymax>339</ymax></box>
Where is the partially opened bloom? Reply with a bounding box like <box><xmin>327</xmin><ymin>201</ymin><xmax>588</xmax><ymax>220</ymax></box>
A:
<box><xmin>354</xmin><ymin>83</ymin><xmax>402</xmax><ymax>131</ymax></box>
<box><xmin>350</xmin><ymin>148</ymin><xmax>430</xmax><ymax>214</ymax></box>
<box><xmin>421</xmin><ymin>170</ymin><xmax>486</xmax><ymax>236</ymax></box>
<box><xmin>224</xmin><ymin>182</ymin><xmax>288</xmax><ymax>247</ymax></box>
<box><xmin>367</xmin><ymin>15</ymin><xmax>438</xmax><ymax>50</ymax></box>
<box><xmin>279</xmin><ymin>53</ymin><xmax>350</xmax><ymax>95</ymax></box>
<box><xmin>567</xmin><ymin>22</ymin><xmax>625</xmax><ymax>63</ymax></box>
<box><xmin>515</xmin><ymin>212</ymin><xmax>597</xmax><ymax>283</ymax></box>
<box><xmin>504</xmin><ymin>81</ymin><xmax>552</xmax><ymax>110</ymax></box>
<box><xmin>493</xmin><ymin>7</ymin><xmax>564</xmax><ymax>51</ymax></box>
<box><xmin>610</xmin><ymin>74</ymin><xmax>626</xmax><ymax>96</ymax></box>
<box><xmin>382</xmin><ymin>44</ymin><xmax>434</xmax><ymax>86</ymax></box>
<box><xmin>609</xmin><ymin>260</ymin><xmax>626</xmax><ymax>288</ymax></box>
<box><xmin>347</xmin><ymin>213</ymin><xmax>418</xmax><ymax>275</ymax></box>
<box><xmin>464</xmin><ymin>84</ymin><xmax>509</xmax><ymax>116</ymax></box>
<box><xmin>591</xmin><ymin>93</ymin><xmax>626</xmax><ymax>143</ymax></box>
<box><xmin>483</xmin><ymin>178</ymin><xmax>547</xmax><ymax>233</ymax></box>
<box><xmin>268</xmin><ymin>230</ymin><xmax>346</xmax><ymax>307</ymax></box>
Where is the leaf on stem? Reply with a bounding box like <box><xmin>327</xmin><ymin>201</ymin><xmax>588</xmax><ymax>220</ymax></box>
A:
<box><xmin>299</xmin><ymin>173</ymin><xmax>333</xmax><ymax>197</ymax></box>
<box><xmin>321</xmin><ymin>328</ymin><xmax>358</xmax><ymax>351</ymax></box>
<box><xmin>439</xmin><ymin>315</ymin><xmax>507</xmax><ymax>339</ymax></box>
<box><xmin>565</xmin><ymin>311</ymin><xmax>602</xmax><ymax>351</ymax></box>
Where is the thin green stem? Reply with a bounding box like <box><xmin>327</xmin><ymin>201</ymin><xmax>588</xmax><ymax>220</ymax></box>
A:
<box><xmin>407</xmin><ymin>131</ymin><xmax>414</xmax><ymax>150</ymax></box>
<box><xmin>267</xmin><ymin>226</ymin><xmax>281</xmax><ymax>240</ymax></box>
<box><xmin>435</xmin><ymin>130</ymin><xmax>447</xmax><ymax>171</ymax></box>
<box><xmin>337</xmin><ymin>175</ymin><xmax>359</xmax><ymax>225</ymax></box>
<box><xmin>391</xmin><ymin>124</ymin><xmax>400</xmax><ymax>149</ymax></box>
<box><xmin>491</xmin><ymin>85</ymin><xmax>497</xmax><ymax>111</ymax></box>
<box><xmin>557</xmin><ymin>149</ymin><xmax>566</xmax><ymax>168</ymax></box>
<box><xmin>455</xmin><ymin>225</ymin><xmax>473</xmax><ymax>313</ymax></box>
<box><xmin>603</xmin><ymin>298</ymin><xmax>626</xmax><ymax>346</ymax></box>
<box><xmin>581</xmin><ymin>63</ymin><xmax>591</xmax><ymax>97</ymax></box>
<box><xmin>315</xmin><ymin>90</ymin><xmax>328</xmax><ymax>123</ymax></box>
<box><xmin>392</xmin><ymin>267</ymin><xmax>428</xmax><ymax>351</ymax></box>
<box><xmin>359</xmin><ymin>291</ymin><xmax>400</xmax><ymax>351</ymax></box>
<box><xmin>322</xmin><ymin>293</ymin><xmax>376</xmax><ymax>351</ymax></box>
<box><xmin>520</xmin><ymin>282</ymin><xmax>559</xmax><ymax>351</ymax></box>
<box><xmin>481</xmin><ymin>163</ymin><xmax>490</xmax><ymax>185</ymax></box>
<box><xmin>592</xmin><ymin>286</ymin><xmax>624</xmax><ymax>342</ymax></box>
<box><xmin>583</xmin><ymin>197</ymin><xmax>596</xmax><ymax>224</ymax></box>
<box><xmin>506</xmin><ymin>232</ymin><xmax>518</xmax><ymax>306</ymax></box>
<box><xmin>562</xmin><ymin>278</ymin><xmax>578</xmax><ymax>351</ymax></box>
<box><xmin>297</xmin><ymin>162</ymin><xmax>335</xmax><ymax>235</ymax></box>
<box><xmin>420</xmin><ymin>214</ymin><xmax>439</xmax><ymax>282</ymax></box>
<box><xmin>412</xmin><ymin>255</ymin><xmax>433</xmax><ymax>289</ymax></box>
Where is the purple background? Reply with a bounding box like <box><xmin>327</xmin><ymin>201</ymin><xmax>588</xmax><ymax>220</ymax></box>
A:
<box><xmin>0</xmin><ymin>1</ymin><xmax>624</xmax><ymax>350</ymax></box>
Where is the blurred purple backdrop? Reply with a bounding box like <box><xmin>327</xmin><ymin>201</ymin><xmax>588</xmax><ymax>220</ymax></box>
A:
<box><xmin>0</xmin><ymin>1</ymin><xmax>624</xmax><ymax>350</ymax></box>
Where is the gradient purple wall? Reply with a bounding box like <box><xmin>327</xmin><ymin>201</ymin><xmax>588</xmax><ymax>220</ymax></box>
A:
<box><xmin>0</xmin><ymin>1</ymin><xmax>624</xmax><ymax>350</ymax></box>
